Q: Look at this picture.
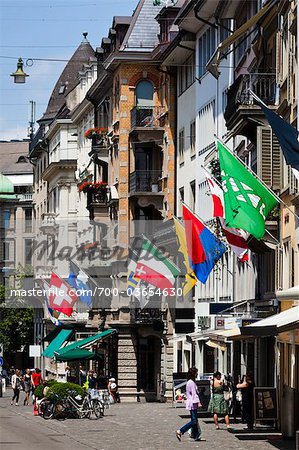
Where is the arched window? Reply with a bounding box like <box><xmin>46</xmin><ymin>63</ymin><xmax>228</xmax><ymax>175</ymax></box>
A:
<box><xmin>135</xmin><ymin>80</ymin><xmax>154</xmax><ymax>107</ymax></box>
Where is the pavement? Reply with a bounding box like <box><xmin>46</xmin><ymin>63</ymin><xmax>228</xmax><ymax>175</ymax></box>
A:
<box><xmin>0</xmin><ymin>390</ymin><xmax>295</xmax><ymax>450</ymax></box>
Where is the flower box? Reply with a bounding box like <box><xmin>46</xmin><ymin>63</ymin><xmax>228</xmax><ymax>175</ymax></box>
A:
<box><xmin>79</xmin><ymin>181</ymin><xmax>108</xmax><ymax>193</ymax></box>
<box><xmin>84</xmin><ymin>127</ymin><xmax>108</xmax><ymax>140</ymax></box>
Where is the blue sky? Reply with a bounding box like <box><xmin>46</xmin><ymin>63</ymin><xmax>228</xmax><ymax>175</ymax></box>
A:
<box><xmin>0</xmin><ymin>0</ymin><xmax>137</xmax><ymax>140</ymax></box>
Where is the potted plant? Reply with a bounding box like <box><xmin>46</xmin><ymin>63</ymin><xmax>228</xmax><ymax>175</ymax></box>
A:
<box><xmin>79</xmin><ymin>181</ymin><xmax>108</xmax><ymax>193</ymax></box>
<box><xmin>84</xmin><ymin>127</ymin><xmax>108</xmax><ymax>140</ymax></box>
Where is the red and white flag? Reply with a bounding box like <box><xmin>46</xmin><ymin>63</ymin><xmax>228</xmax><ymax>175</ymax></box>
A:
<box><xmin>204</xmin><ymin>168</ymin><xmax>224</xmax><ymax>218</ymax></box>
<box><xmin>48</xmin><ymin>272</ymin><xmax>78</xmax><ymax>317</ymax></box>
<box><xmin>219</xmin><ymin>219</ymin><xmax>249</xmax><ymax>262</ymax></box>
<box><xmin>204</xmin><ymin>169</ymin><xmax>249</xmax><ymax>262</ymax></box>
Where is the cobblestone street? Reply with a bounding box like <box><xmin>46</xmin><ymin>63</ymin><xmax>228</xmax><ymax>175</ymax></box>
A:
<box><xmin>0</xmin><ymin>392</ymin><xmax>295</xmax><ymax>450</ymax></box>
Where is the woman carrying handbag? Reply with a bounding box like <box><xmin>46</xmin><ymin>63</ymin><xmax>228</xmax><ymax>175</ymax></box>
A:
<box><xmin>176</xmin><ymin>367</ymin><xmax>202</xmax><ymax>442</ymax></box>
<box><xmin>208</xmin><ymin>371</ymin><xmax>231</xmax><ymax>430</ymax></box>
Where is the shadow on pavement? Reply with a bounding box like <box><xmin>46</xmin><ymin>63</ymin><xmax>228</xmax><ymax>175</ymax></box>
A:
<box><xmin>235</xmin><ymin>435</ymin><xmax>295</xmax><ymax>450</ymax></box>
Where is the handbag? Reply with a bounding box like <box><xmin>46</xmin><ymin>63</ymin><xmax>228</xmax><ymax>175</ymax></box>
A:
<box><xmin>236</xmin><ymin>390</ymin><xmax>242</xmax><ymax>402</ymax></box>
<box><xmin>224</xmin><ymin>390</ymin><xmax>232</xmax><ymax>401</ymax></box>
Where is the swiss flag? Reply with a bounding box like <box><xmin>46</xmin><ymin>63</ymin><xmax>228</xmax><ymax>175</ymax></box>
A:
<box><xmin>49</xmin><ymin>272</ymin><xmax>78</xmax><ymax>317</ymax></box>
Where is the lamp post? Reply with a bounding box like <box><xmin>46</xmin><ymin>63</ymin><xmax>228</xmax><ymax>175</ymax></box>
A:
<box><xmin>10</xmin><ymin>58</ymin><xmax>29</xmax><ymax>83</ymax></box>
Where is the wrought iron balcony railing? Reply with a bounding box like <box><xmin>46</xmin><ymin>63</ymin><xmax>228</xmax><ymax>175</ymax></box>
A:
<box><xmin>130</xmin><ymin>106</ymin><xmax>165</xmax><ymax>128</ymax></box>
<box><xmin>236</xmin><ymin>73</ymin><xmax>276</xmax><ymax>105</ymax></box>
<box><xmin>130</xmin><ymin>308</ymin><xmax>165</xmax><ymax>324</ymax></box>
<box><xmin>129</xmin><ymin>170</ymin><xmax>162</xmax><ymax>193</ymax></box>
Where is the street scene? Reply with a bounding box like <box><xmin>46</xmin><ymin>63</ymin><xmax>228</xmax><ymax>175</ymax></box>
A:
<box><xmin>0</xmin><ymin>0</ymin><xmax>299</xmax><ymax>449</ymax></box>
<box><xmin>0</xmin><ymin>390</ymin><xmax>295</xmax><ymax>450</ymax></box>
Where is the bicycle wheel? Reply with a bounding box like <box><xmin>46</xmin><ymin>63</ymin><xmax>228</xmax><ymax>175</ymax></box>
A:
<box><xmin>38</xmin><ymin>398</ymin><xmax>49</xmax><ymax>417</ymax></box>
<box><xmin>43</xmin><ymin>402</ymin><xmax>55</xmax><ymax>420</ymax></box>
<box><xmin>93</xmin><ymin>400</ymin><xmax>104</xmax><ymax>418</ymax></box>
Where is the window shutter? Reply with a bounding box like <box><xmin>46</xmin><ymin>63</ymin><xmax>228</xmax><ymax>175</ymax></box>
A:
<box><xmin>289</xmin><ymin>167</ymin><xmax>299</xmax><ymax>194</ymax></box>
<box><xmin>257</xmin><ymin>126</ymin><xmax>281</xmax><ymax>190</ymax></box>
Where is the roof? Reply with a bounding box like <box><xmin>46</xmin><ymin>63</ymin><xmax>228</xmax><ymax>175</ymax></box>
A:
<box><xmin>0</xmin><ymin>141</ymin><xmax>32</xmax><ymax>175</ymax></box>
<box><xmin>120</xmin><ymin>0</ymin><xmax>162</xmax><ymax>51</ymax></box>
<box><xmin>40</xmin><ymin>37</ymin><xmax>94</xmax><ymax>122</ymax></box>
<box><xmin>112</xmin><ymin>16</ymin><xmax>132</xmax><ymax>27</ymax></box>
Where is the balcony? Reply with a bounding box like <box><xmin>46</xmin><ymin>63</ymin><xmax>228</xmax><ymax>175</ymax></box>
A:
<box><xmin>17</xmin><ymin>193</ymin><xmax>32</xmax><ymax>202</ymax></box>
<box><xmin>224</xmin><ymin>73</ymin><xmax>277</xmax><ymax>142</ymax></box>
<box><xmin>40</xmin><ymin>213</ymin><xmax>58</xmax><ymax>235</ymax></box>
<box><xmin>86</xmin><ymin>189</ymin><xmax>109</xmax><ymax>221</ymax></box>
<box><xmin>130</xmin><ymin>308</ymin><xmax>165</xmax><ymax>326</ymax></box>
<box><xmin>129</xmin><ymin>170</ymin><xmax>162</xmax><ymax>194</ymax></box>
<box><xmin>130</xmin><ymin>106</ymin><xmax>165</xmax><ymax>139</ymax></box>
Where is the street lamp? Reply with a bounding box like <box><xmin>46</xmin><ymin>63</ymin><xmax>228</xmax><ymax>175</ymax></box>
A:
<box><xmin>10</xmin><ymin>58</ymin><xmax>29</xmax><ymax>83</ymax></box>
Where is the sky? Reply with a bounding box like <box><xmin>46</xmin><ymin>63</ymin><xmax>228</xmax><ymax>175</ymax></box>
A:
<box><xmin>0</xmin><ymin>0</ymin><xmax>138</xmax><ymax>141</ymax></box>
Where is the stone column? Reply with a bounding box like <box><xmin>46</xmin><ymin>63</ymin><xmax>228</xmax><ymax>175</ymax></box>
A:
<box><xmin>117</xmin><ymin>327</ymin><xmax>138</xmax><ymax>402</ymax></box>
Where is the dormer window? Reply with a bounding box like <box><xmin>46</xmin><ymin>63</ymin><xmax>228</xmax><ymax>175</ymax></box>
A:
<box><xmin>17</xmin><ymin>155</ymin><xmax>27</xmax><ymax>163</ymax></box>
<box><xmin>136</xmin><ymin>80</ymin><xmax>154</xmax><ymax>107</ymax></box>
<box><xmin>58</xmin><ymin>85</ymin><xmax>66</xmax><ymax>94</ymax></box>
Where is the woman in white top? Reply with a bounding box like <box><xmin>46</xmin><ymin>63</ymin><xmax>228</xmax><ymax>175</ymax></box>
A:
<box><xmin>11</xmin><ymin>369</ymin><xmax>21</xmax><ymax>406</ymax></box>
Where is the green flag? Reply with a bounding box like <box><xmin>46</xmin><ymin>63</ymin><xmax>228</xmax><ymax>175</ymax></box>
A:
<box><xmin>217</xmin><ymin>140</ymin><xmax>278</xmax><ymax>239</ymax></box>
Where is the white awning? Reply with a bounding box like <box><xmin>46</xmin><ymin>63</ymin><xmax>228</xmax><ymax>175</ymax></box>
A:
<box><xmin>210</xmin><ymin>328</ymin><xmax>241</xmax><ymax>339</ymax></box>
<box><xmin>109</xmin><ymin>185</ymin><xmax>119</xmax><ymax>201</ymax></box>
<box><xmin>7</xmin><ymin>174</ymin><xmax>33</xmax><ymax>186</ymax></box>
<box><xmin>242</xmin><ymin>306</ymin><xmax>299</xmax><ymax>336</ymax></box>
<box><xmin>206</xmin><ymin>340</ymin><xmax>227</xmax><ymax>352</ymax></box>
<box><xmin>276</xmin><ymin>286</ymin><xmax>299</xmax><ymax>301</ymax></box>
<box><xmin>206</xmin><ymin>0</ymin><xmax>276</xmax><ymax>79</ymax></box>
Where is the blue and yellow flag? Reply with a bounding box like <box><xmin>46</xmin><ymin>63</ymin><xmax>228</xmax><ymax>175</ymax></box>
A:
<box><xmin>173</xmin><ymin>217</ymin><xmax>198</xmax><ymax>296</ymax></box>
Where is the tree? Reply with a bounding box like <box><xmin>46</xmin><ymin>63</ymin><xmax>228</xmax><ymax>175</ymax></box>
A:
<box><xmin>0</xmin><ymin>264</ymin><xmax>34</xmax><ymax>355</ymax></box>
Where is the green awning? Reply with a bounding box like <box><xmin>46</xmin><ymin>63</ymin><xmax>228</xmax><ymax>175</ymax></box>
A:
<box><xmin>56</xmin><ymin>329</ymin><xmax>117</xmax><ymax>356</ymax></box>
<box><xmin>42</xmin><ymin>329</ymin><xmax>74</xmax><ymax>358</ymax></box>
<box><xmin>55</xmin><ymin>348</ymin><xmax>96</xmax><ymax>362</ymax></box>
<box><xmin>42</xmin><ymin>326</ymin><xmax>74</xmax><ymax>343</ymax></box>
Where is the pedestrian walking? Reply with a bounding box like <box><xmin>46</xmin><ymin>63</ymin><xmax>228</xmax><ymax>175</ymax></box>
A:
<box><xmin>237</xmin><ymin>373</ymin><xmax>255</xmax><ymax>430</ymax></box>
<box><xmin>176</xmin><ymin>367</ymin><xmax>202</xmax><ymax>442</ymax></box>
<box><xmin>84</xmin><ymin>370</ymin><xmax>97</xmax><ymax>389</ymax></box>
<box><xmin>208</xmin><ymin>371</ymin><xmax>231</xmax><ymax>430</ymax></box>
<box><xmin>11</xmin><ymin>369</ymin><xmax>22</xmax><ymax>406</ymax></box>
<box><xmin>79</xmin><ymin>365</ymin><xmax>87</xmax><ymax>386</ymax></box>
<box><xmin>108</xmin><ymin>377</ymin><xmax>120</xmax><ymax>403</ymax></box>
<box><xmin>23</xmin><ymin>368</ymin><xmax>32</xmax><ymax>405</ymax></box>
<box><xmin>31</xmin><ymin>368</ymin><xmax>42</xmax><ymax>403</ymax></box>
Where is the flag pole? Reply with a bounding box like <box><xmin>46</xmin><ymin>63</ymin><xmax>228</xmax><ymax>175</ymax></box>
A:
<box><xmin>202</xmin><ymin>165</ymin><xmax>281</xmax><ymax>246</ymax></box>
<box><xmin>214</xmin><ymin>135</ymin><xmax>299</xmax><ymax>221</ymax></box>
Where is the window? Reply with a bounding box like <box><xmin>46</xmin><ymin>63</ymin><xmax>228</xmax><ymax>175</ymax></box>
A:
<box><xmin>178</xmin><ymin>53</ymin><xmax>195</xmax><ymax>95</ymax></box>
<box><xmin>24</xmin><ymin>239</ymin><xmax>33</xmax><ymax>266</ymax></box>
<box><xmin>198</xmin><ymin>28</ymin><xmax>217</xmax><ymax>78</ymax></box>
<box><xmin>25</xmin><ymin>208</ymin><xmax>32</xmax><ymax>233</ymax></box>
<box><xmin>219</xmin><ymin>19</ymin><xmax>231</xmax><ymax>43</ymax></box>
<box><xmin>190</xmin><ymin>121</ymin><xmax>196</xmax><ymax>157</ymax></box>
<box><xmin>136</xmin><ymin>80</ymin><xmax>154</xmax><ymax>107</ymax></box>
<box><xmin>198</xmin><ymin>100</ymin><xmax>215</xmax><ymax>152</ymax></box>
<box><xmin>282</xmin><ymin>240</ymin><xmax>292</xmax><ymax>289</ymax></box>
<box><xmin>179</xmin><ymin>129</ymin><xmax>185</xmax><ymax>164</ymax></box>
<box><xmin>3</xmin><ymin>209</ymin><xmax>11</xmax><ymax>229</ymax></box>
<box><xmin>3</xmin><ymin>242</ymin><xmax>10</xmax><ymax>261</ymax></box>
<box><xmin>190</xmin><ymin>181</ymin><xmax>196</xmax><ymax>211</ymax></box>
<box><xmin>222</xmin><ymin>88</ymin><xmax>228</xmax><ymax>112</ymax></box>
<box><xmin>178</xmin><ymin>187</ymin><xmax>184</xmax><ymax>217</ymax></box>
